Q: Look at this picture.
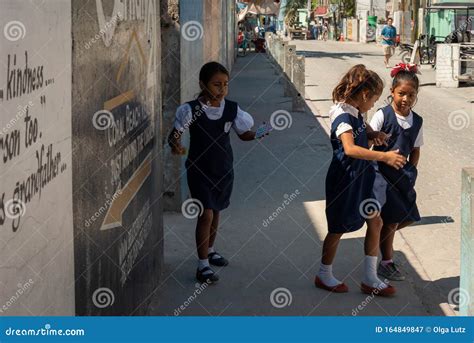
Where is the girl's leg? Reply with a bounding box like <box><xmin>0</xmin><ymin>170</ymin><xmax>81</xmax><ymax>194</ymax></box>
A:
<box><xmin>379</xmin><ymin>221</ymin><xmax>406</xmax><ymax>281</ymax></box>
<box><xmin>363</xmin><ymin>215</ymin><xmax>389</xmax><ymax>288</ymax></box>
<box><xmin>195</xmin><ymin>209</ymin><xmax>214</xmax><ymax>260</ymax></box>
<box><xmin>380</xmin><ymin>223</ymin><xmax>398</xmax><ymax>261</ymax></box>
<box><xmin>317</xmin><ymin>233</ymin><xmax>345</xmax><ymax>288</ymax></box>
<box><xmin>365</xmin><ymin>215</ymin><xmax>383</xmax><ymax>256</ymax></box>
<box><xmin>321</xmin><ymin>233</ymin><xmax>343</xmax><ymax>265</ymax></box>
<box><xmin>209</xmin><ymin>210</ymin><xmax>220</xmax><ymax>249</ymax></box>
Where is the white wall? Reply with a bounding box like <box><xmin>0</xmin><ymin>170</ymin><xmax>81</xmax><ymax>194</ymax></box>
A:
<box><xmin>0</xmin><ymin>1</ymin><xmax>74</xmax><ymax>315</ymax></box>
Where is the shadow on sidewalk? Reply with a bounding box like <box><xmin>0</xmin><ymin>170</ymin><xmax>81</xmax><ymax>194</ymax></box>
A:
<box><xmin>148</xmin><ymin>52</ymin><xmax>450</xmax><ymax>317</ymax></box>
<box><xmin>296</xmin><ymin>50</ymin><xmax>383</xmax><ymax>59</ymax></box>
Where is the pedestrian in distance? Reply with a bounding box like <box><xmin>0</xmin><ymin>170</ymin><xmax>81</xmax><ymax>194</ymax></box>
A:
<box><xmin>168</xmin><ymin>62</ymin><xmax>271</xmax><ymax>284</ymax></box>
<box><xmin>382</xmin><ymin>18</ymin><xmax>397</xmax><ymax>68</ymax></box>
<box><xmin>315</xmin><ymin>64</ymin><xmax>406</xmax><ymax>297</ymax></box>
<box><xmin>322</xmin><ymin>22</ymin><xmax>328</xmax><ymax>41</ymax></box>
<box><xmin>370</xmin><ymin>63</ymin><xmax>423</xmax><ymax>282</ymax></box>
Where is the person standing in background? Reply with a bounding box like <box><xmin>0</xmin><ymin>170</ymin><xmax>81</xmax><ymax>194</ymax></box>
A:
<box><xmin>381</xmin><ymin>18</ymin><xmax>397</xmax><ymax>68</ymax></box>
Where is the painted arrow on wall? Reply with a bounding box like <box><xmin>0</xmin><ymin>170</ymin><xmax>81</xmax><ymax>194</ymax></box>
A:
<box><xmin>100</xmin><ymin>152</ymin><xmax>152</xmax><ymax>231</ymax></box>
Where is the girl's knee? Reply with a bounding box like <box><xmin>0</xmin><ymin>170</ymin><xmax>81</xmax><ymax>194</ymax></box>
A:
<box><xmin>367</xmin><ymin>215</ymin><xmax>383</xmax><ymax>230</ymax></box>
<box><xmin>199</xmin><ymin>209</ymin><xmax>214</xmax><ymax>223</ymax></box>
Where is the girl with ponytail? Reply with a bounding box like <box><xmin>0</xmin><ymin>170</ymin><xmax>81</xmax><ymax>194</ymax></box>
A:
<box><xmin>316</xmin><ymin>64</ymin><xmax>405</xmax><ymax>297</ymax></box>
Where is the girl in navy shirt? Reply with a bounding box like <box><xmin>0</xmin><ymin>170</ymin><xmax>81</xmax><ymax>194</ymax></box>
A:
<box><xmin>168</xmin><ymin>62</ymin><xmax>260</xmax><ymax>284</ymax></box>
<box><xmin>316</xmin><ymin>64</ymin><xmax>406</xmax><ymax>296</ymax></box>
<box><xmin>370</xmin><ymin>64</ymin><xmax>423</xmax><ymax>281</ymax></box>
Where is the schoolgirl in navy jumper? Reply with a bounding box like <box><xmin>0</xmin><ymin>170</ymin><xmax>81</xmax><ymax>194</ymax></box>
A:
<box><xmin>168</xmin><ymin>62</ymin><xmax>261</xmax><ymax>284</ymax></box>
<box><xmin>370</xmin><ymin>64</ymin><xmax>423</xmax><ymax>281</ymax></box>
<box><xmin>316</xmin><ymin>65</ymin><xmax>407</xmax><ymax>296</ymax></box>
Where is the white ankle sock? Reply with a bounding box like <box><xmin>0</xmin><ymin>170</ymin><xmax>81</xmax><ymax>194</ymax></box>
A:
<box><xmin>318</xmin><ymin>263</ymin><xmax>342</xmax><ymax>287</ymax></box>
<box><xmin>364</xmin><ymin>255</ymin><xmax>387</xmax><ymax>289</ymax></box>
<box><xmin>198</xmin><ymin>259</ymin><xmax>211</xmax><ymax>274</ymax></box>
<box><xmin>381</xmin><ymin>259</ymin><xmax>393</xmax><ymax>267</ymax></box>
<box><xmin>208</xmin><ymin>246</ymin><xmax>215</xmax><ymax>254</ymax></box>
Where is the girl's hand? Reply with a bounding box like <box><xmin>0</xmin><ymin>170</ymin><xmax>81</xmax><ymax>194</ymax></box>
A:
<box><xmin>171</xmin><ymin>144</ymin><xmax>187</xmax><ymax>155</ymax></box>
<box><xmin>368</xmin><ymin>131</ymin><xmax>391</xmax><ymax>146</ymax></box>
<box><xmin>384</xmin><ymin>149</ymin><xmax>406</xmax><ymax>170</ymax></box>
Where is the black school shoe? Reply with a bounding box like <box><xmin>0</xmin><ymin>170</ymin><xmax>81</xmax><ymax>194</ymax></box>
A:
<box><xmin>208</xmin><ymin>252</ymin><xmax>229</xmax><ymax>267</ymax></box>
<box><xmin>196</xmin><ymin>266</ymin><xmax>219</xmax><ymax>284</ymax></box>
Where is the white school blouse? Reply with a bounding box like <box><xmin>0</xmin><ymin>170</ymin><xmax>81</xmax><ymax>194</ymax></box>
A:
<box><xmin>329</xmin><ymin>103</ymin><xmax>361</xmax><ymax>138</ymax></box>
<box><xmin>174</xmin><ymin>99</ymin><xmax>254</xmax><ymax>135</ymax></box>
<box><xmin>370</xmin><ymin>109</ymin><xmax>424</xmax><ymax>148</ymax></box>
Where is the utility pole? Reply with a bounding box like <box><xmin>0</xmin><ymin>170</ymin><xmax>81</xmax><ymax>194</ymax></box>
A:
<box><xmin>401</xmin><ymin>0</ymin><xmax>406</xmax><ymax>43</ymax></box>
<box><xmin>412</xmin><ymin>0</ymin><xmax>419</xmax><ymax>43</ymax></box>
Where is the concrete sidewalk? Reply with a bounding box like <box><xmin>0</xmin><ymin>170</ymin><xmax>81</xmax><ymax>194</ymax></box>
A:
<box><xmin>149</xmin><ymin>52</ymin><xmax>432</xmax><ymax>316</ymax></box>
<box><xmin>293</xmin><ymin>39</ymin><xmax>473</xmax><ymax>316</ymax></box>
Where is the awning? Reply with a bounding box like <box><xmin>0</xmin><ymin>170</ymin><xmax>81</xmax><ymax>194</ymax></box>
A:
<box><xmin>239</xmin><ymin>0</ymin><xmax>281</xmax><ymax>16</ymax></box>
<box><xmin>313</xmin><ymin>6</ymin><xmax>329</xmax><ymax>17</ymax></box>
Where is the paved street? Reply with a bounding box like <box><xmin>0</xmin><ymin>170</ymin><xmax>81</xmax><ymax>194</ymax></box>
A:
<box><xmin>146</xmin><ymin>43</ymin><xmax>473</xmax><ymax>315</ymax></box>
<box><xmin>296</xmin><ymin>39</ymin><xmax>474</xmax><ymax>315</ymax></box>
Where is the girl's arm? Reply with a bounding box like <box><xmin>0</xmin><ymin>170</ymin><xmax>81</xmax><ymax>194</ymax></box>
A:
<box><xmin>168</xmin><ymin>128</ymin><xmax>186</xmax><ymax>155</ymax></box>
<box><xmin>408</xmin><ymin>147</ymin><xmax>420</xmax><ymax>167</ymax></box>
<box><xmin>340</xmin><ymin>132</ymin><xmax>406</xmax><ymax>169</ymax></box>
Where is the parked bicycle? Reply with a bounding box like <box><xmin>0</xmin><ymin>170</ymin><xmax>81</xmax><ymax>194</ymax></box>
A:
<box><xmin>397</xmin><ymin>34</ymin><xmax>438</xmax><ymax>65</ymax></box>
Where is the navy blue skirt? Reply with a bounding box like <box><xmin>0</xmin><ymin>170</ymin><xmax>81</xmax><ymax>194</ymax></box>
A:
<box><xmin>374</xmin><ymin>162</ymin><xmax>420</xmax><ymax>225</ymax></box>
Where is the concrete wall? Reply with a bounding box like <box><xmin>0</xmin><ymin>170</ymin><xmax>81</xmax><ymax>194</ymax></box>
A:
<box><xmin>0</xmin><ymin>0</ymin><xmax>163</xmax><ymax>316</ymax></box>
<box><xmin>346</xmin><ymin>19</ymin><xmax>360</xmax><ymax>41</ymax></box>
<box><xmin>461</xmin><ymin>168</ymin><xmax>474</xmax><ymax>315</ymax></box>
<box><xmin>0</xmin><ymin>0</ymin><xmax>75</xmax><ymax>315</ymax></box>
<box><xmin>71</xmin><ymin>0</ymin><xmax>162</xmax><ymax>315</ymax></box>
<box><xmin>161</xmin><ymin>0</ymin><xmax>182</xmax><ymax>211</ymax></box>
<box><xmin>394</xmin><ymin>10</ymin><xmax>411</xmax><ymax>44</ymax></box>
<box><xmin>356</xmin><ymin>0</ymin><xmax>386</xmax><ymax>20</ymax></box>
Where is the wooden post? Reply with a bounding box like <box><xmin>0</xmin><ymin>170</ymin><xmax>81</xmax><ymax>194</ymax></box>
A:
<box><xmin>461</xmin><ymin>168</ymin><xmax>474</xmax><ymax>315</ymax></box>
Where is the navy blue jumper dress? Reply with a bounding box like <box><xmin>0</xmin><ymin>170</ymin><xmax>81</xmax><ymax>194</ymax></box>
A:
<box><xmin>185</xmin><ymin>98</ymin><xmax>238</xmax><ymax>211</ymax></box>
<box><xmin>325</xmin><ymin>111</ymin><xmax>378</xmax><ymax>233</ymax></box>
<box><xmin>373</xmin><ymin>105</ymin><xmax>423</xmax><ymax>225</ymax></box>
